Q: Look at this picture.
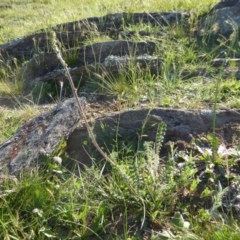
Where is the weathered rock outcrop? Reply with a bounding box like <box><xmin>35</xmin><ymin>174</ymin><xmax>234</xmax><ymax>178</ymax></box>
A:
<box><xmin>198</xmin><ymin>0</ymin><xmax>240</xmax><ymax>41</ymax></box>
<box><xmin>67</xmin><ymin>108</ymin><xmax>240</xmax><ymax>167</ymax></box>
<box><xmin>0</xmin><ymin>12</ymin><xmax>189</xmax><ymax>61</ymax></box>
<box><xmin>1</xmin><ymin>12</ymin><xmax>186</xmax><ymax>99</ymax></box>
<box><xmin>1</xmin><ymin>103</ymin><xmax>240</xmax><ymax>176</ymax></box>
<box><xmin>0</xmin><ymin>97</ymin><xmax>86</xmax><ymax>176</ymax></box>
<box><xmin>5</xmin><ymin>6</ymin><xmax>240</xmax><ymax>101</ymax></box>
<box><xmin>29</xmin><ymin>54</ymin><xmax>162</xmax><ymax>84</ymax></box>
<box><xmin>20</xmin><ymin>40</ymin><xmax>159</xmax><ymax>94</ymax></box>
<box><xmin>66</xmin><ymin>107</ymin><xmax>240</xmax><ymax>218</ymax></box>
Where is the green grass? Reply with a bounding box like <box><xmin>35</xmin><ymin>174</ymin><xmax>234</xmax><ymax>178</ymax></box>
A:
<box><xmin>0</xmin><ymin>0</ymin><xmax>218</xmax><ymax>44</ymax></box>
<box><xmin>0</xmin><ymin>105</ymin><xmax>50</xmax><ymax>143</ymax></box>
<box><xmin>2</xmin><ymin>0</ymin><xmax>240</xmax><ymax>239</ymax></box>
<box><xmin>1</xmin><ymin>128</ymin><xmax>240</xmax><ymax>239</ymax></box>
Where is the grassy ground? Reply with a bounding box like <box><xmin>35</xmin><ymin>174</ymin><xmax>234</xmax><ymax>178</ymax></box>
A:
<box><xmin>0</xmin><ymin>0</ymin><xmax>217</xmax><ymax>44</ymax></box>
<box><xmin>2</xmin><ymin>0</ymin><xmax>240</xmax><ymax>239</ymax></box>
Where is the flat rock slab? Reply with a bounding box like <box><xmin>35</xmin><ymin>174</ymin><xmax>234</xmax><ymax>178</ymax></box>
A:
<box><xmin>0</xmin><ymin>97</ymin><xmax>86</xmax><ymax>176</ymax></box>
<box><xmin>67</xmin><ymin>108</ymin><xmax>240</xmax><ymax>167</ymax></box>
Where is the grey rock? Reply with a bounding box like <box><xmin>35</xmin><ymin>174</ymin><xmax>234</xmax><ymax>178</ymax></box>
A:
<box><xmin>0</xmin><ymin>97</ymin><xmax>86</xmax><ymax>176</ymax></box>
<box><xmin>198</xmin><ymin>0</ymin><xmax>240</xmax><ymax>40</ymax></box>
<box><xmin>66</xmin><ymin>107</ymin><xmax>240</xmax><ymax>219</ymax></box>
<box><xmin>22</xmin><ymin>54</ymin><xmax>162</xmax><ymax>95</ymax></box>
<box><xmin>20</xmin><ymin>41</ymin><xmax>157</xmax><ymax>96</ymax></box>
<box><xmin>210</xmin><ymin>0</ymin><xmax>240</xmax><ymax>11</ymax></box>
<box><xmin>67</xmin><ymin>108</ymin><xmax>240</xmax><ymax>168</ymax></box>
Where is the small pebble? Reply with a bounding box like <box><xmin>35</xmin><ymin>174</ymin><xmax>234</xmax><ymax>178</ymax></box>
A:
<box><xmin>53</xmin><ymin>156</ymin><xmax>62</xmax><ymax>165</ymax></box>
